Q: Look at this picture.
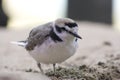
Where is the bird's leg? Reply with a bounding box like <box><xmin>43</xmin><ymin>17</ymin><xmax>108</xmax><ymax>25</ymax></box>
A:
<box><xmin>53</xmin><ymin>63</ymin><xmax>56</xmax><ymax>73</ymax></box>
<box><xmin>37</xmin><ymin>63</ymin><xmax>44</xmax><ymax>74</ymax></box>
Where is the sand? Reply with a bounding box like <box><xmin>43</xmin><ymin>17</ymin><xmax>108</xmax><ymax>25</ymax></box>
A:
<box><xmin>0</xmin><ymin>22</ymin><xmax>120</xmax><ymax>80</ymax></box>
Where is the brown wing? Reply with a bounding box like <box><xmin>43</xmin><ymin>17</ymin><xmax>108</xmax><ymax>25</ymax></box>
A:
<box><xmin>25</xmin><ymin>22</ymin><xmax>53</xmax><ymax>51</ymax></box>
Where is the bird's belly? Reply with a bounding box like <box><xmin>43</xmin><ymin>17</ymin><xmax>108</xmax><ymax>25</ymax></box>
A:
<box><xmin>29</xmin><ymin>39</ymin><xmax>77</xmax><ymax>64</ymax></box>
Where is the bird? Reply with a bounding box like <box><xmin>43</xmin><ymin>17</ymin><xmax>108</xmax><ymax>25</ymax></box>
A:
<box><xmin>11</xmin><ymin>18</ymin><xmax>82</xmax><ymax>73</ymax></box>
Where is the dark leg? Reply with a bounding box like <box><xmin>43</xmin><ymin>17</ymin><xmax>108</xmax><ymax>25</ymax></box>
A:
<box><xmin>37</xmin><ymin>63</ymin><xmax>44</xmax><ymax>73</ymax></box>
<box><xmin>53</xmin><ymin>63</ymin><xmax>56</xmax><ymax>73</ymax></box>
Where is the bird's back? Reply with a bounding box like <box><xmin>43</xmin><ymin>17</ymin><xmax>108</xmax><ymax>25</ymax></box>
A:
<box><xmin>25</xmin><ymin>22</ymin><xmax>53</xmax><ymax>51</ymax></box>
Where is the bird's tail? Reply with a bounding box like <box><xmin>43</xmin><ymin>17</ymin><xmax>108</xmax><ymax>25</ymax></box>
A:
<box><xmin>10</xmin><ymin>41</ymin><xmax>27</xmax><ymax>47</ymax></box>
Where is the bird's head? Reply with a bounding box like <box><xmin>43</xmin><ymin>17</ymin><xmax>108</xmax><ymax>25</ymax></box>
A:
<box><xmin>53</xmin><ymin>18</ymin><xmax>82</xmax><ymax>41</ymax></box>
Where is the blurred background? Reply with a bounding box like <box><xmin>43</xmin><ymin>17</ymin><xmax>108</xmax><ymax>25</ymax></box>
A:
<box><xmin>1</xmin><ymin>1</ymin><xmax>120</xmax><ymax>79</ymax></box>
<box><xmin>0</xmin><ymin>0</ymin><xmax>119</xmax><ymax>30</ymax></box>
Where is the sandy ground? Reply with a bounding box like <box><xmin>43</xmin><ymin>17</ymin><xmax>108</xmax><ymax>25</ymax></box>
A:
<box><xmin>0</xmin><ymin>22</ymin><xmax>120</xmax><ymax>80</ymax></box>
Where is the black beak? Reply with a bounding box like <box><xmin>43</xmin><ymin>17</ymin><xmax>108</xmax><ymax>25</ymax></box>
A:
<box><xmin>64</xmin><ymin>29</ymin><xmax>82</xmax><ymax>39</ymax></box>
<box><xmin>68</xmin><ymin>31</ymin><xmax>82</xmax><ymax>39</ymax></box>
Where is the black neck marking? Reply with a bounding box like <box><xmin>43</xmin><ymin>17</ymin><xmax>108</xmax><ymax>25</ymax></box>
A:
<box><xmin>50</xmin><ymin>28</ymin><xmax>63</xmax><ymax>43</ymax></box>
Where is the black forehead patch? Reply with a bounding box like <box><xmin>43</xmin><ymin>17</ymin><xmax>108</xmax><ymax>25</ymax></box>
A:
<box><xmin>65</xmin><ymin>23</ymin><xmax>78</xmax><ymax>28</ymax></box>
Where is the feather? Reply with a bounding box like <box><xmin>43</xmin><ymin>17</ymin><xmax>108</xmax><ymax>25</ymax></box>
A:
<box><xmin>10</xmin><ymin>41</ymin><xmax>27</xmax><ymax>47</ymax></box>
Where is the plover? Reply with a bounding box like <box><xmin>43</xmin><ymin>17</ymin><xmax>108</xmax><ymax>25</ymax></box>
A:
<box><xmin>11</xmin><ymin>18</ymin><xmax>82</xmax><ymax>73</ymax></box>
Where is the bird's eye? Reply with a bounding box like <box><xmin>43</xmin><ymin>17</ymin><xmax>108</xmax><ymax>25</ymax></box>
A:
<box><xmin>65</xmin><ymin>23</ymin><xmax>78</xmax><ymax>28</ymax></box>
<box><xmin>61</xmin><ymin>27</ymin><xmax>66</xmax><ymax>30</ymax></box>
<box><xmin>55</xmin><ymin>25</ymin><xmax>62</xmax><ymax>33</ymax></box>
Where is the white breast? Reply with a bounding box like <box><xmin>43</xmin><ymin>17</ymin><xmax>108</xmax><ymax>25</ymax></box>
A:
<box><xmin>29</xmin><ymin>37</ymin><xmax>77</xmax><ymax>64</ymax></box>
